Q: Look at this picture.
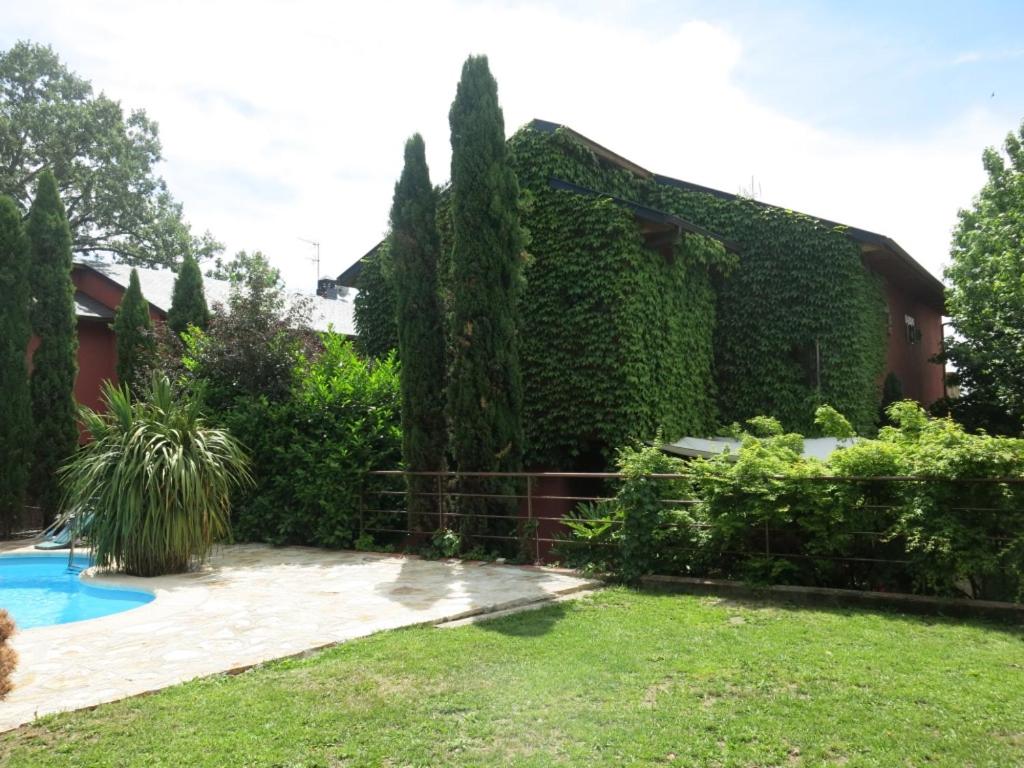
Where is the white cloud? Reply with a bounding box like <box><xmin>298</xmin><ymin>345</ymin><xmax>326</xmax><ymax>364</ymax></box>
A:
<box><xmin>3</xmin><ymin>0</ymin><xmax>1004</xmax><ymax>290</ymax></box>
<box><xmin>953</xmin><ymin>48</ymin><xmax>1024</xmax><ymax>66</ymax></box>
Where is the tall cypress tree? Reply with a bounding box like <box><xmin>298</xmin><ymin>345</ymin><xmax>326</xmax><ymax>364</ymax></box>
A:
<box><xmin>447</xmin><ymin>55</ymin><xmax>525</xmax><ymax>546</ymax></box>
<box><xmin>0</xmin><ymin>196</ymin><xmax>32</xmax><ymax>534</ymax></box>
<box><xmin>112</xmin><ymin>268</ymin><xmax>154</xmax><ymax>395</ymax></box>
<box><xmin>28</xmin><ymin>170</ymin><xmax>78</xmax><ymax>521</ymax></box>
<box><xmin>167</xmin><ymin>252</ymin><xmax>209</xmax><ymax>337</ymax></box>
<box><xmin>390</xmin><ymin>134</ymin><xmax>446</xmax><ymax>530</ymax></box>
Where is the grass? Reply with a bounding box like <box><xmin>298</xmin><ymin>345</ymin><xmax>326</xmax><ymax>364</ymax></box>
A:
<box><xmin>2</xmin><ymin>589</ymin><xmax>1023</xmax><ymax>767</ymax></box>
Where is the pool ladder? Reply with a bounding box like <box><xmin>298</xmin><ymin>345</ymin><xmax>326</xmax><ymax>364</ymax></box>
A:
<box><xmin>65</xmin><ymin>514</ymin><xmax>84</xmax><ymax>573</ymax></box>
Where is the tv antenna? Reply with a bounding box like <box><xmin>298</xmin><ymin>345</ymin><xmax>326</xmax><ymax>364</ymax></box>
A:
<box><xmin>739</xmin><ymin>175</ymin><xmax>762</xmax><ymax>201</ymax></box>
<box><xmin>298</xmin><ymin>237</ymin><xmax>321</xmax><ymax>281</ymax></box>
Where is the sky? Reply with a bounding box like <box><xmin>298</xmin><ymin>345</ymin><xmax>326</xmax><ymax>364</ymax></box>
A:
<box><xmin>4</xmin><ymin>0</ymin><xmax>1023</xmax><ymax>292</ymax></box>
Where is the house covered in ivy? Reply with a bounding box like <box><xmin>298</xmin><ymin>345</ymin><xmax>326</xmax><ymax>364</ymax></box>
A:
<box><xmin>337</xmin><ymin>120</ymin><xmax>945</xmax><ymax>469</ymax></box>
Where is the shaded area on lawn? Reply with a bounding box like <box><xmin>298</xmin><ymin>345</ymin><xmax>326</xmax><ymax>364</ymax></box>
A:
<box><xmin>3</xmin><ymin>589</ymin><xmax>1023</xmax><ymax>767</ymax></box>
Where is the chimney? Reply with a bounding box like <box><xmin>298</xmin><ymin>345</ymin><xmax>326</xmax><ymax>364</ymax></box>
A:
<box><xmin>317</xmin><ymin>277</ymin><xmax>338</xmax><ymax>300</ymax></box>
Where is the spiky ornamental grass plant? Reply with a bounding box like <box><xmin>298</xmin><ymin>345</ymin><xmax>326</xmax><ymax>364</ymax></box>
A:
<box><xmin>60</xmin><ymin>377</ymin><xmax>252</xmax><ymax>576</ymax></box>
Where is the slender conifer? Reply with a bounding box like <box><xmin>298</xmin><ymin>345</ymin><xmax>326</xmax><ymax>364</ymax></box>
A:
<box><xmin>168</xmin><ymin>252</ymin><xmax>209</xmax><ymax>337</ymax></box>
<box><xmin>113</xmin><ymin>268</ymin><xmax>155</xmax><ymax>395</ymax></box>
<box><xmin>0</xmin><ymin>196</ymin><xmax>32</xmax><ymax>534</ymax></box>
<box><xmin>28</xmin><ymin>170</ymin><xmax>78</xmax><ymax>521</ymax></box>
<box><xmin>390</xmin><ymin>134</ymin><xmax>446</xmax><ymax>530</ymax></box>
<box><xmin>447</xmin><ymin>55</ymin><xmax>525</xmax><ymax>546</ymax></box>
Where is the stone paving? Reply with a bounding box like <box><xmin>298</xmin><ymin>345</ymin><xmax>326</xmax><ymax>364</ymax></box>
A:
<box><xmin>1</xmin><ymin>544</ymin><xmax>594</xmax><ymax>731</ymax></box>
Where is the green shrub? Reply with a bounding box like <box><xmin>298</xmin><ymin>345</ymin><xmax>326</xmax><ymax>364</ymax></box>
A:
<box><xmin>688</xmin><ymin>420</ymin><xmax>833</xmax><ymax>585</ymax></box>
<box><xmin>616</xmin><ymin>442</ymin><xmax>689</xmax><ymax>584</ymax></box>
<box><xmin>59</xmin><ymin>377</ymin><xmax>252</xmax><ymax>576</ymax></box>
<box><xmin>556</xmin><ymin>442</ymin><xmax>689</xmax><ymax>582</ymax></box>
<box><xmin>558</xmin><ymin>500</ymin><xmax>622</xmax><ymax>573</ymax></box>
<box><xmin>222</xmin><ymin>334</ymin><xmax>401</xmax><ymax>548</ymax></box>
<box><xmin>566</xmin><ymin>403</ymin><xmax>1024</xmax><ymax>601</ymax></box>
<box><xmin>871</xmin><ymin>402</ymin><xmax>1024</xmax><ymax>599</ymax></box>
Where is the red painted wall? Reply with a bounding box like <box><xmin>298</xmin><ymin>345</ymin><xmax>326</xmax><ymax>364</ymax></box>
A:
<box><xmin>75</xmin><ymin>318</ymin><xmax>119</xmax><ymax>412</ymax></box>
<box><xmin>26</xmin><ymin>266</ymin><xmax>164</xmax><ymax>421</ymax></box>
<box><xmin>881</xmin><ymin>279</ymin><xmax>945</xmax><ymax>406</ymax></box>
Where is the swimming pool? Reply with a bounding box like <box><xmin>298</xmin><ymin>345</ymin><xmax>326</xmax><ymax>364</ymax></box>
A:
<box><xmin>0</xmin><ymin>554</ymin><xmax>154</xmax><ymax>630</ymax></box>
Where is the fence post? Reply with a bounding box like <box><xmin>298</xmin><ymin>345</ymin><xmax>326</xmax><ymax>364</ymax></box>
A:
<box><xmin>436</xmin><ymin>473</ymin><xmax>444</xmax><ymax>533</ymax></box>
<box><xmin>439</xmin><ymin>473</ymin><xmax>448</xmax><ymax>531</ymax></box>
<box><xmin>359</xmin><ymin>485</ymin><xmax>365</xmax><ymax>541</ymax></box>
<box><xmin>527</xmin><ymin>474</ymin><xmax>538</xmax><ymax>563</ymax></box>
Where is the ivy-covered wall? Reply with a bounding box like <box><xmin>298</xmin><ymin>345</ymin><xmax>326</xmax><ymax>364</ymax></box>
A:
<box><xmin>644</xmin><ymin>183</ymin><xmax>888</xmax><ymax>435</ymax></box>
<box><xmin>508</xmin><ymin>129</ymin><xmax>733</xmax><ymax>468</ymax></box>
<box><xmin>353</xmin><ymin>239</ymin><xmax>399</xmax><ymax>359</ymax></box>
<box><xmin>509</xmin><ymin>125</ymin><xmax>887</xmax><ymax>439</ymax></box>
<box><xmin>356</xmin><ymin>125</ymin><xmax>890</xmax><ymax>468</ymax></box>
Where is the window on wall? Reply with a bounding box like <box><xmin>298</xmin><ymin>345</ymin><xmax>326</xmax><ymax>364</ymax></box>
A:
<box><xmin>904</xmin><ymin>314</ymin><xmax>921</xmax><ymax>345</ymax></box>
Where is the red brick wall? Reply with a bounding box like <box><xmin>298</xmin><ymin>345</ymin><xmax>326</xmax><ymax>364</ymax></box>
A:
<box><xmin>882</xmin><ymin>280</ymin><xmax>945</xmax><ymax>406</ymax></box>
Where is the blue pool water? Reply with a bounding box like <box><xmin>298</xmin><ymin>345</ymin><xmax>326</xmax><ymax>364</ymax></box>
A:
<box><xmin>0</xmin><ymin>554</ymin><xmax>154</xmax><ymax>629</ymax></box>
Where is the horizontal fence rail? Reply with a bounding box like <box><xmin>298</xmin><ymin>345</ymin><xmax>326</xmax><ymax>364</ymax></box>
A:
<box><xmin>360</xmin><ymin>469</ymin><xmax>1024</xmax><ymax>602</ymax></box>
<box><xmin>371</xmin><ymin>469</ymin><xmax>1024</xmax><ymax>483</ymax></box>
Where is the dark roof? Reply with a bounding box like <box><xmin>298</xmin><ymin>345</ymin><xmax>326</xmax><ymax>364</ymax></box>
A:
<box><xmin>530</xmin><ymin>119</ymin><xmax>945</xmax><ymax>312</ymax></box>
<box><xmin>336</xmin><ymin>242</ymin><xmax>383</xmax><ymax>288</ymax></box>
<box><xmin>74</xmin><ymin>291</ymin><xmax>114</xmax><ymax>320</ymax></box>
<box><xmin>548</xmin><ymin>177</ymin><xmax>739</xmax><ymax>253</ymax></box>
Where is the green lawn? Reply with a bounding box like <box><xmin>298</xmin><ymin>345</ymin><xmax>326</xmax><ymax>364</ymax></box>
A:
<box><xmin>3</xmin><ymin>589</ymin><xmax>1023</xmax><ymax>767</ymax></box>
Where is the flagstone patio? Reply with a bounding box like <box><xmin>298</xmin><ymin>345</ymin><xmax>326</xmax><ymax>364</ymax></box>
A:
<box><xmin>1</xmin><ymin>544</ymin><xmax>594</xmax><ymax>731</ymax></box>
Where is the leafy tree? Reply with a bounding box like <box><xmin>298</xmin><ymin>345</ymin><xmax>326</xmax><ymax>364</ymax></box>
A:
<box><xmin>0</xmin><ymin>195</ymin><xmax>31</xmax><ymax>533</ymax></box>
<box><xmin>446</xmin><ymin>55</ymin><xmax>525</xmax><ymax>545</ymax></box>
<box><xmin>206</xmin><ymin>249</ymin><xmax>281</xmax><ymax>288</ymax></box>
<box><xmin>390</xmin><ymin>134</ymin><xmax>446</xmax><ymax>529</ymax></box>
<box><xmin>112</xmin><ymin>267</ymin><xmax>154</xmax><ymax>395</ymax></box>
<box><xmin>944</xmin><ymin>120</ymin><xmax>1024</xmax><ymax>435</ymax></box>
<box><xmin>183</xmin><ymin>267</ymin><xmax>311</xmax><ymax>410</ymax></box>
<box><xmin>167</xmin><ymin>252</ymin><xmax>210</xmax><ymax>337</ymax></box>
<box><xmin>0</xmin><ymin>41</ymin><xmax>219</xmax><ymax>267</ymax></box>
<box><xmin>353</xmin><ymin>240</ymin><xmax>399</xmax><ymax>359</ymax></box>
<box><xmin>28</xmin><ymin>170</ymin><xmax>78</xmax><ymax>520</ymax></box>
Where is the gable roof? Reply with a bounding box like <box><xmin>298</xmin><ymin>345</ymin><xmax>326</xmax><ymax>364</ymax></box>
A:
<box><xmin>335</xmin><ymin>242</ymin><xmax>383</xmax><ymax>289</ymax></box>
<box><xmin>74</xmin><ymin>261</ymin><xmax>357</xmax><ymax>336</ymax></box>
<box><xmin>529</xmin><ymin>119</ymin><xmax>945</xmax><ymax>312</ymax></box>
